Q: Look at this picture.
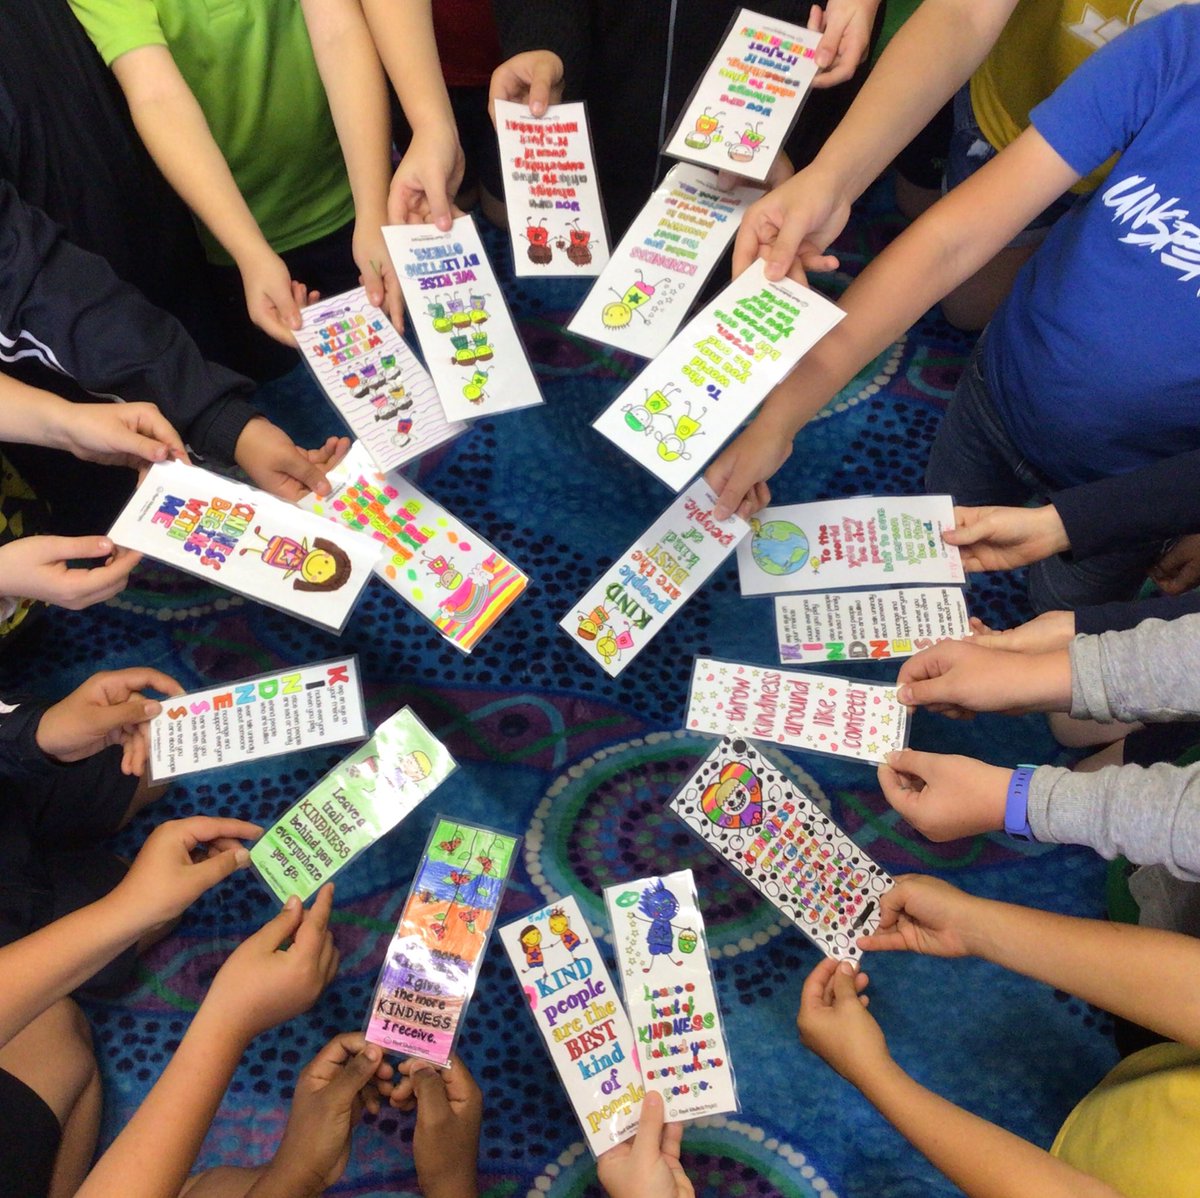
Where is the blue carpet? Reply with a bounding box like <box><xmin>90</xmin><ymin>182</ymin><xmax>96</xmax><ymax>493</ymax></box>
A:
<box><xmin>3</xmin><ymin>184</ymin><xmax>1117</xmax><ymax>1197</ymax></box>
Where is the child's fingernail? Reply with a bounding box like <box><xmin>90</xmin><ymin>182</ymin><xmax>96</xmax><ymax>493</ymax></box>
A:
<box><xmin>897</xmin><ymin>686</ymin><xmax>912</xmax><ymax>704</ymax></box>
<box><xmin>286</xmin><ymin>895</ymin><xmax>301</xmax><ymax>910</ymax></box>
<box><xmin>234</xmin><ymin>848</ymin><xmax>250</xmax><ymax>867</ymax></box>
<box><xmin>886</xmin><ymin>751</ymin><xmax>901</xmax><ymax>766</ymax></box>
<box><xmin>838</xmin><ymin>961</ymin><xmax>854</xmax><ymax>974</ymax></box>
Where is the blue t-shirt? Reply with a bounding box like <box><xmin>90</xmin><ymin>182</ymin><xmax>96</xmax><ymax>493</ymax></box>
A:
<box><xmin>985</xmin><ymin>7</ymin><xmax>1200</xmax><ymax>489</ymax></box>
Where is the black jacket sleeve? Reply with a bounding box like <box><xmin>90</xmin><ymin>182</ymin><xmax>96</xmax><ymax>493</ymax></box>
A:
<box><xmin>0</xmin><ymin>178</ymin><xmax>258</xmax><ymax>463</ymax></box>
<box><xmin>0</xmin><ymin>694</ymin><xmax>56</xmax><ymax>777</ymax></box>
<box><xmin>492</xmin><ymin>0</ymin><xmax>593</xmax><ymax>102</ymax></box>
<box><xmin>1052</xmin><ymin>452</ymin><xmax>1200</xmax><ymax>560</ymax></box>
<box><xmin>1075</xmin><ymin>590</ymin><xmax>1200</xmax><ymax>636</ymax></box>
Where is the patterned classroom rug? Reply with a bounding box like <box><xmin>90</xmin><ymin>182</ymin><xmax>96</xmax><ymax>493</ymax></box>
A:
<box><xmin>4</xmin><ymin>186</ymin><xmax>1117</xmax><ymax>1198</ymax></box>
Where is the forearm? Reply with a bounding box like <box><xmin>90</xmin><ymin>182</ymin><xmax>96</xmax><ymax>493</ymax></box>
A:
<box><xmin>857</xmin><ymin>1060</ymin><xmax>1121</xmax><ymax>1198</ymax></box>
<box><xmin>763</xmin><ymin>128</ymin><xmax>1079</xmax><ymax>437</ymax></box>
<box><xmin>1029</xmin><ymin>760</ymin><xmax>1200</xmax><ymax>882</ymax></box>
<box><xmin>114</xmin><ymin>46</ymin><xmax>271</xmax><ymax>268</ymax></box>
<box><xmin>360</xmin><ymin>0</ymin><xmax>452</xmax><ymax>131</ymax></box>
<box><xmin>302</xmin><ymin>0</ymin><xmax>392</xmax><ymax>221</ymax></box>
<box><xmin>0</xmin><ymin>375</ymin><xmax>77</xmax><ymax>447</ymax></box>
<box><xmin>1071</xmin><ymin>615</ymin><xmax>1200</xmax><ymax>723</ymax></box>
<box><xmin>807</xmin><ymin>0</ymin><xmax>1019</xmax><ymax>203</ymax></box>
<box><xmin>967</xmin><ymin>899</ymin><xmax>1200</xmax><ymax>1046</ymax></box>
<box><xmin>0</xmin><ymin>893</ymin><xmax>144</xmax><ymax>1045</ymax></box>
<box><xmin>79</xmin><ymin>1007</ymin><xmax>249</xmax><ymax>1198</ymax></box>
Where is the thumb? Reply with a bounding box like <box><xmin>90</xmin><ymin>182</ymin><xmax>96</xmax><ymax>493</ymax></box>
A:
<box><xmin>942</xmin><ymin>520</ymin><xmax>988</xmax><ymax>546</ymax></box>
<box><xmin>360</xmin><ymin>258</ymin><xmax>384</xmax><ymax>308</ymax></box>
<box><xmin>190</xmin><ymin>844</ymin><xmax>253</xmax><ymax>895</ymax></box>
<box><xmin>831</xmin><ymin>961</ymin><xmax>858</xmax><ymax>1001</ymax></box>
<box><xmin>631</xmin><ymin>1089</ymin><xmax>666</xmax><ymax>1161</ymax></box>
<box><xmin>815</xmin><ymin>5</ymin><xmax>849</xmax><ymax>70</ymax></box>
<box><xmin>896</xmin><ymin>674</ymin><xmax>950</xmax><ymax>708</ymax></box>
<box><xmin>287</xmin><ymin>445</ymin><xmax>333</xmax><ymax>499</ymax></box>
<box><xmin>425</xmin><ymin>177</ymin><xmax>454</xmax><ymax>232</ymax></box>
<box><xmin>712</xmin><ymin>456</ymin><xmax>756</xmax><ymax>523</ymax></box>
<box><xmin>113</xmin><ymin>425</ymin><xmax>170</xmax><ymax>464</ymax></box>
<box><xmin>39</xmin><ymin>534</ymin><xmax>116</xmax><ymax>564</ymax></box>
<box><xmin>411</xmin><ymin>1063</ymin><xmax>452</xmax><ymax>1125</ymax></box>
<box><xmin>329</xmin><ymin>1044</ymin><xmax>383</xmax><ymax>1105</ymax></box>
<box><xmin>88</xmin><ymin>694</ymin><xmax>162</xmax><ymax>737</ymax></box>
<box><xmin>528</xmin><ymin>62</ymin><xmax>556</xmax><ymax>115</ymax></box>
<box><xmin>253</xmin><ymin>894</ymin><xmax>306</xmax><ymax>948</ymax></box>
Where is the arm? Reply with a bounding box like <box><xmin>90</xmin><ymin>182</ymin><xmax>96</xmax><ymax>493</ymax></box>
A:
<box><xmin>0</xmin><ymin>816</ymin><xmax>259</xmax><ymax>1047</ymax></box>
<box><xmin>709</xmin><ymin>127</ymin><xmax>1081</xmax><ymax>519</ymax></box>
<box><xmin>798</xmin><ymin>957</ymin><xmax>1121</xmax><ymax>1198</ymax></box>
<box><xmin>1070</xmin><ymin>614</ymin><xmax>1200</xmax><ymax>723</ymax></box>
<box><xmin>0</xmin><ymin>180</ymin><xmax>256</xmax><ymax>462</ymax></box>
<box><xmin>108</xmin><ymin>45</ymin><xmax>302</xmax><ymax>343</ymax></box>
<box><xmin>861</xmin><ymin>875</ymin><xmax>1200</xmax><ymax>1051</ymax></box>
<box><xmin>357</xmin><ymin>0</ymin><xmax>463</xmax><ymax>229</ymax></box>
<box><xmin>732</xmin><ymin>0</ymin><xmax>1020</xmax><ymax>278</ymax></box>
<box><xmin>78</xmin><ymin>887</ymin><xmax>339</xmax><ymax>1198</ymax></box>
<box><xmin>300</xmin><ymin>0</ymin><xmax>402</xmax><ymax>325</ymax></box>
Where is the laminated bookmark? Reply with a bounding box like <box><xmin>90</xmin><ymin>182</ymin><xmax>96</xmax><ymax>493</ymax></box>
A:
<box><xmin>499</xmin><ymin>897</ymin><xmax>645</xmax><ymax>1156</ymax></box>
<box><xmin>147</xmin><ymin>656</ymin><xmax>367</xmax><ymax>783</ymax></box>
<box><xmin>560</xmin><ymin>479</ymin><xmax>749</xmax><ymax>677</ymax></box>
<box><xmin>662</xmin><ymin>8</ymin><xmax>821</xmax><ymax>182</ymax></box>
<box><xmin>568</xmin><ymin>164</ymin><xmax>760</xmax><ymax>361</ymax></box>
<box><xmin>383</xmin><ymin>215</ymin><xmax>544</xmax><ymax>421</ymax></box>
<box><xmin>301</xmin><ymin>441</ymin><xmax>527</xmax><ymax>653</ymax></box>
<box><xmin>293</xmin><ymin>286</ymin><xmax>467</xmax><ymax>473</ymax></box>
<box><xmin>669</xmin><ymin>737</ymin><xmax>893</xmax><ymax>961</ymax></box>
<box><xmin>108</xmin><ymin>460</ymin><xmax>381</xmax><ymax>634</ymax></box>
<box><xmin>603</xmin><ymin>870</ymin><xmax>739</xmax><ymax>1121</ymax></box>
<box><xmin>365</xmin><ymin>818</ymin><xmax>518</xmax><ymax>1065</ymax></box>
<box><xmin>686</xmin><ymin>656</ymin><xmax>910</xmax><ymax>766</ymax></box>
<box><xmin>774</xmin><ymin>587</ymin><xmax>971</xmax><ymax>665</ymax></box>
<box><xmin>250</xmin><ymin>707</ymin><xmax>456</xmax><ymax>903</ymax></box>
<box><xmin>494</xmin><ymin>99</ymin><xmax>610</xmax><ymax>278</ymax></box>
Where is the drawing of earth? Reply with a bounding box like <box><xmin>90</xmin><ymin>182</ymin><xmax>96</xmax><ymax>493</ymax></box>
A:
<box><xmin>750</xmin><ymin>519</ymin><xmax>809</xmax><ymax>575</ymax></box>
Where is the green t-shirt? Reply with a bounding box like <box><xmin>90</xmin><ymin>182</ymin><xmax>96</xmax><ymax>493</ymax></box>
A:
<box><xmin>69</xmin><ymin>0</ymin><xmax>354</xmax><ymax>263</ymax></box>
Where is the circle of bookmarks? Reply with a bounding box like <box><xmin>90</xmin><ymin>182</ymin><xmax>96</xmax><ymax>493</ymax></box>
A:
<box><xmin>525</xmin><ymin>730</ymin><xmax>830</xmax><ymax>959</ymax></box>
<box><xmin>525</xmin><ymin>1114</ymin><xmax>840</xmax><ymax>1198</ymax></box>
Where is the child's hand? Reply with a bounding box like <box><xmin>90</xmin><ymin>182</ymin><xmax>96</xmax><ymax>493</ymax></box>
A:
<box><xmin>808</xmin><ymin>0</ymin><xmax>878</xmax><ymax>88</ymax></box>
<box><xmin>943</xmin><ymin>504</ymin><xmax>1070</xmax><ymax>572</ymax></box>
<box><xmin>47</xmin><ymin>400</ymin><xmax>187</xmax><ymax>470</ymax></box>
<box><xmin>487</xmin><ymin>51</ymin><xmax>565</xmax><ymax>122</ymax></box>
<box><xmin>387</xmin><ymin>126</ymin><xmax>465</xmax><ymax>231</ymax></box>
<box><xmin>967</xmin><ymin>612</ymin><xmax>1077</xmax><ymax>655</ymax></box>
<box><xmin>1150</xmin><ymin>532</ymin><xmax>1200</xmax><ymax>596</ymax></box>
<box><xmin>112</xmin><ymin>815</ymin><xmax>261</xmax><ymax>928</ymax></box>
<box><xmin>36</xmin><ymin>666</ymin><xmax>184</xmax><ymax>775</ymax></box>
<box><xmin>201</xmin><ymin>885</ymin><xmax>339</xmax><ymax>1045</ymax></box>
<box><xmin>390</xmin><ymin>1054</ymin><xmax>482</xmax><ymax>1198</ymax></box>
<box><xmin>352</xmin><ymin>226</ymin><xmax>405</xmax><ymax>332</ymax></box>
<box><xmin>797</xmin><ymin>959</ymin><xmax>885</xmax><ymax>1088</ymax></box>
<box><xmin>239</xmin><ymin>246</ymin><xmax>304</xmax><ymax>345</ymax></box>
<box><xmin>234</xmin><ymin>417</ymin><xmax>350</xmax><ymax>502</ymax></box>
<box><xmin>262</xmin><ymin>1033</ymin><xmax>393</xmax><ymax>1197</ymax></box>
<box><xmin>878</xmin><ymin>750</ymin><xmax>1011</xmax><ymax>842</ymax></box>
<box><xmin>896</xmin><ymin>639</ymin><xmax>1071</xmax><ymax>717</ymax></box>
<box><xmin>596</xmin><ymin>1090</ymin><xmax>694</xmax><ymax>1198</ymax></box>
<box><xmin>731</xmin><ymin>162</ymin><xmax>847</xmax><ymax>282</ymax></box>
<box><xmin>0</xmin><ymin>535</ymin><xmax>142</xmax><ymax>609</ymax></box>
<box><xmin>706</xmin><ymin>407</ymin><xmax>794</xmax><ymax>521</ymax></box>
<box><xmin>857</xmin><ymin>875</ymin><xmax>980</xmax><ymax>958</ymax></box>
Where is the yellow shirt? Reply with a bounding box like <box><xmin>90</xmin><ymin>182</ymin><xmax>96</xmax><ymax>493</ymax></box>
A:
<box><xmin>970</xmin><ymin>0</ymin><xmax>1187</xmax><ymax>192</ymax></box>
<box><xmin>1051</xmin><ymin>1042</ymin><xmax>1200</xmax><ymax>1197</ymax></box>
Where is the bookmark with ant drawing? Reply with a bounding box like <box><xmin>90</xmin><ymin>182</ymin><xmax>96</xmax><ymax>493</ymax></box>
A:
<box><xmin>494</xmin><ymin>100</ymin><xmax>610</xmax><ymax>279</ymax></box>
<box><xmin>603</xmin><ymin>869</ymin><xmax>739</xmax><ymax>1121</ymax></box>
<box><xmin>364</xmin><ymin>818</ymin><xmax>518</xmax><ymax>1066</ymax></box>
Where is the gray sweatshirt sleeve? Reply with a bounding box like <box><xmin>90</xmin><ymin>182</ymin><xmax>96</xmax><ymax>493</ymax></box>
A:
<box><xmin>1069</xmin><ymin>613</ymin><xmax>1200</xmax><ymax>723</ymax></box>
<box><xmin>1027</xmin><ymin>761</ymin><xmax>1200</xmax><ymax>882</ymax></box>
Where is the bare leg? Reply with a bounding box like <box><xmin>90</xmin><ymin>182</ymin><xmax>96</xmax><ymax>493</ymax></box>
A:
<box><xmin>179</xmin><ymin>1166</ymin><xmax>267</xmax><ymax>1197</ymax></box>
<box><xmin>0</xmin><ymin>999</ymin><xmax>101</xmax><ymax>1198</ymax></box>
<box><xmin>939</xmin><ymin>243</ymin><xmax>1037</xmax><ymax>332</ymax></box>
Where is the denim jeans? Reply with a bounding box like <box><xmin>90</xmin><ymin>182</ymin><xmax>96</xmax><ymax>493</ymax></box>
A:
<box><xmin>925</xmin><ymin>333</ymin><xmax>1161</xmax><ymax>612</ymax></box>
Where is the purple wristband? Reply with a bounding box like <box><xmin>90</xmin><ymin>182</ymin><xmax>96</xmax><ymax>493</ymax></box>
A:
<box><xmin>1004</xmin><ymin>766</ymin><xmax>1037</xmax><ymax>842</ymax></box>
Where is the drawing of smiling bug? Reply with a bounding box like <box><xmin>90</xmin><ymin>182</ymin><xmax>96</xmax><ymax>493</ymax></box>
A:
<box><xmin>596</xmin><ymin>620</ymin><xmax>635</xmax><ymax>666</ymax></box>
<box><xmin>427</xmin><ymin>299</ymin><xmax>452</xmax><ymax>334</ymax></box>
<box><xmin>554</xmin><ymin>219</ymin><xmax>593</xmax><ymax>267</ymax></box>
<box><xmin>371</xmin><ymin>384</ymin><xmax>412</xmax><ymax>421</ymax></box>
<box><xmin>446</xmin><ymin>295</ymin><xmax>472</xmax><ymax>329</ymax></box>
<box><xmin>727</xmin><ymin>121</ymin><xmax>766</xmax><ymax>165</ymax></box>
<box><xmin>602</xmin><ymin>270</ymin><xmax>668</xmax><ymax>329</ymax></box>
<box><xmin>622</xmin><ymin>381</ymin><xmax>680</xmax><ymax>436</ymax></box>
<box><xmin>655</xmin><ymin>402</ymin><xmax>707</xmax><ymax>463</ymax></box>
<box><xmin>575</xmin><ymin>604</ymin><xmax>610</xmax><ymax>641</ymax></box>
<box><xmin>467</xmin><ymin>293</ymin><xmax>489</xmax><ymax>324</ymax></box>
<box><xmin>462</xmin><ymin>368</ymin><xmax>489</xmax><ymax>405</ymax></box>
<box><xmin>524</xmin><ymin>217</ymin><xmax>552</xmax><ymax>265</ymax></box>
<box><xmin>684</xmin><ymin>106</ymin><xmax>723</xmax><ymax>150</ymax></box>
